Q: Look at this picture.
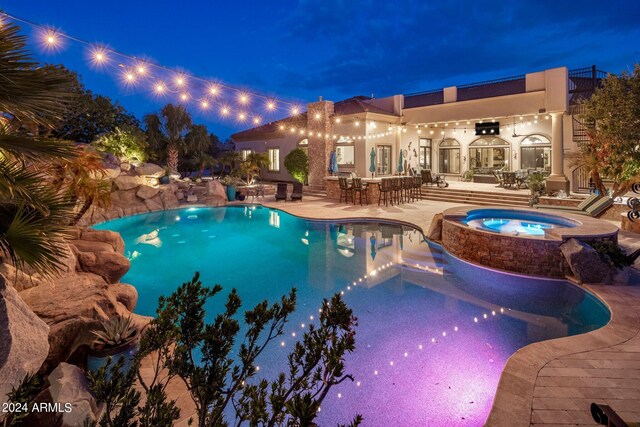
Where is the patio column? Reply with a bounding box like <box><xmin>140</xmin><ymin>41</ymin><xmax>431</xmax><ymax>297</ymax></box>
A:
<box><xmin>546</xmin><ymin>112</ymin><xmax>570</xmax><ymax>194</ymax></box>
<box><xmin>307</xmin><ymin>99</ymin><xmax>335</xmax><ymax>188</ymax></box>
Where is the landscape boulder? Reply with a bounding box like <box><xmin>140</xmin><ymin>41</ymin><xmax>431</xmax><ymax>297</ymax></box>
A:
<box><xmin>560</xmin><ymin>238</ymin><xmax>611</xmax><ymax>283</ymax></box>
<box><xmin>75</xmin><ymin>251</ymin><xmax>130</xmax><ymax>284</ymax></box>
<box><xmin>426</xmin><ymin>213</ymin><xmax>443</xmax><ymax>242</ymax></box>
<box><xmin>0</xmin><ymin>274</ymin><xmax>50</xmax><ymax>404</ymax></box>
<box><xmin>134</xmin><ymin>162</ymin><xmax>165</xmax><ymax>178</ymax></box>
<box><xmin>48</xmin><ymin>363</ymin><xmax>103</xmax><ymax>427</ymax></box>
<box><xmin>19</xmin><ymin>274</ymin><xmax>140</xmax><ymax>371</ymax></box>
<box><xmin>114</xmin><ymin>175</ymin><xmax>144</xmax><ymax>191</ymax></box>
<box><xmin>136</xmin><ymin>185</ymin><xmax>160</xmax><ymax>200</ymax></box>
<box><xmin>207</xmin><ymin>180</ymin><xmax>227</xmax><ymax>199</ymax></box>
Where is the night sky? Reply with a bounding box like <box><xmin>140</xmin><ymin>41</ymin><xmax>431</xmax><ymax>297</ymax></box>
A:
<box><xmin>3</xmin><ymin>1</ymin><xmax>639</xmax><ymax>139</ymax></box>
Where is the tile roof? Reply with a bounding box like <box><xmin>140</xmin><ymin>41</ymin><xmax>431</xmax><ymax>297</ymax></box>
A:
<box><xmin>231</xmin><ymin>96</ymin><xmax>397</xmax><ymax>142</ymax></box>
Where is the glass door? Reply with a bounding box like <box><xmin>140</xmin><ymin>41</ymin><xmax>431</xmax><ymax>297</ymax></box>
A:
<box><xmin>376</xmin><ymin>145</ymin><xmax>391</xmax><ymax>175</ymax></box>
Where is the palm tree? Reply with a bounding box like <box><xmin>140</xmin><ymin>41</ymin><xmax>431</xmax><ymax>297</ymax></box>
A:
<box><xmin>191</xmin><ymin>152</ymin><xmax>218</xmax><ymax>179</ymax></box>
<box><xmin>144</xmin><ymin>104</ymin><xmax>192</xmax><ymax>172</ymax></box>
<box><xmin>219</xmin><ymin>151</ymin><xmax>240</xmax><ymax>176</ymax></box>
<box><xmin>185</xmin><ymin>124</ymin><xmax>210</xmax><ymax>154</ymax></box>
<box><xmin>0</xmin><ymin>21</ymin><xmax>78</xmax><ymax>274</ymax></box>
<box><xmin>239</xmin><ymin>152</ymin><xmax>270</xmax><ymax>185</ymax></box>
<box><xmin>48</xmin><ymin>148</ymin><xmax>112</xmax><ymax>225</ymax></box>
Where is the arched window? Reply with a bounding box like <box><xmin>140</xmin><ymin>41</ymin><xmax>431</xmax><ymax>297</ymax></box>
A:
<box><xmin>438</xmin><ymin>138</ymin><xmax>460</xmax><ymax>174</ymax></box>
<box><xmin>520</xmin><ymin>135</ymin><xmax>551</xmax><ymax>171</ymax></box>
<box><xmin>468</xmin><ymin>137</ymin><xmax>510</xmax><ymax>171</ymax></box>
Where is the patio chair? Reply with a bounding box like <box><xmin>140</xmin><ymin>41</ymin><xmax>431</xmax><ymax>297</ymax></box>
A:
<box><xmin>338</xmin><ymin>177</ymin><xmax>353</xmax><ymax>203</ymax></box>
<box><xmin>535</xmin><ymin>193</ymin><xmax>600</xmax><ymax>211</ymax></box>
<box><xmin>493</xmin><ymin>169</ymin><xmax>504</xmax><ymax>187</ymax></box>
<box><xmin>275</xmin><ymin>183</ymin><xmax>288</xmax><ymax>202</ymax></box>
<box><xmin>290</xmin><ymin>182</ymin><xmax>303</xmax><ymax>201</ymax></box>
<box><xmin>378</xmin><ymin>178</ymin><xmax>393</xmax><ymax>207</ymax></box>
<box><xmin>574</xmin><ymin>196</ymin><xmax>613</xmax><ymax>217</ymax></box>
<box><xmin>421</xmin><ymin>169</ymin><xmax>435</xmax><ymax>186</ymax></box>
<box><xmin>502</xmin><ymin>172</ymin><xmax>517</xmax><ymax>189</ymax></box>
<box><xmin>254</xmin><ymin>183</ymin><xmax>265</xmax><ymax>199</ymax></box>
<box><xmin>352</xmin><ymin>178</ymin><xmax>368</xmax><ymax>205</ymax></box>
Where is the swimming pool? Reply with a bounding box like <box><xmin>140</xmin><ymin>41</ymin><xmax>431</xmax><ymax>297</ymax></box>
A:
<box><xmin>95</xmin><ymin>206</ymin><xmax>609</xmax><ymax>426</ymax></box>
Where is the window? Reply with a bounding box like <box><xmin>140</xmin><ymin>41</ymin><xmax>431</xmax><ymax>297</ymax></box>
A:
<box><xmin>268</xmin><ymin>148</ymin><xmax>280</xmax><ymax>172</ymax></box>
<box><xmin>438</xmin><ymin>138</ymin><xmax>460</xmax><ymax>174</ymax></box>
<box><xmin>336</xmin><ymin>137</ymin><xmax>355</xmax><ymax>165</ymax></box>
<box><xmin>297</xmin><ymin>138</ymin><xmax>308</xmax><ymax>155</ymax></box>
<box><xmin>468</xmin><ymin>137</ymin><xmax>510</xmax><ymax>171</ymax></box>
<box><xmin>240</xmin><ymin>149</ymin><xmax>252</xmax><ymax>160</ymax></box>
<box><xmin>376</xmin><ymin>145</ymin><xmax>392</xmax><ymax>175</ymax></box>
<box><xmin>520</xmin><ymin>135</ymin><xmax>551</xmax><ymax>171</ymax></box>
<box><xmin>336</xmin><ymin>146</ymin><xmax>354</xmax><ymax>165</ymax></box>
<box><xmin>419</xmin><ymin>138</ymin><xmax>432</xmax><ymax>170</ymax></box>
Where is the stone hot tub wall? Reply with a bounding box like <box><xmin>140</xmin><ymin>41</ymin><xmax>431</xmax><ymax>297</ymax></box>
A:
<box><xmin>441</xmin><ymin>206</ymin><xmax>619</xmax><ymax>278</ymax></box>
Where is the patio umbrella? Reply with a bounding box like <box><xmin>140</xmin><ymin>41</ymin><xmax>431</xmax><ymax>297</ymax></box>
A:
<box><xmin>329</xmin><ymin>151</ymin><xmax>339</xmax><ymax>175</ymax></box>
<box><xmin>369</xmin><ymin>148</ymin><xmax>376</xmax><ymax>178</ymax></box>
<box><xmin>370</xmin><ymin>235</ymin><xmax>377</xmax><ymax>260</ymax></box>
<box><xmin>397</xmin><ymin>149</ymin><xmax>404</xmax><ymax>174</ymax></box>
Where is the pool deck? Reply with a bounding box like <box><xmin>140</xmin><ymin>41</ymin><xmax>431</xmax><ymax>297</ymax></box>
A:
<box><xmin>248</xmin><ymin>195</ymin><xmax>640</xmax><ymax>426</ymax></box>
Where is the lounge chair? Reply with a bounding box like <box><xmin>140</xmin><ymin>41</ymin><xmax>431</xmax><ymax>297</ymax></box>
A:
<box><xmin>502</xmin><ymin>172</ymin><xmax>517</xmax><ymax>189</ymax></box>
<box><xmin>275</xmin><ymin>183</ymin><xmax>287</xmax><ymax>202</ymax></box>
<box><xmin>573</xmin><ymin>196</ymin><xmax>613</xmax><ymax>217</ymax></box>
<box><xmin>535</xmin><ymin>193</ymin><xmax>600</xmax><ymax>212</ymax></box>
<box><xmin>291</xmin><ymin>182</ymin><xmax>303</xmax><ymax>201</ymax></box>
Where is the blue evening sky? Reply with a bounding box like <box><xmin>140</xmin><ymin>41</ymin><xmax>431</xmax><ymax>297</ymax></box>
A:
<box><xmin>3</xmin><ymin>1</ymin><xmax>639</xmax><ymax>139</ymax></box>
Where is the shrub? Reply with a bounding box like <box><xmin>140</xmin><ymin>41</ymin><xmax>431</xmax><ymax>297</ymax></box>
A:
<box><xmin>590</xmin><ymin>240</ymin><xmax>634</xmax><ymax>270</ymax></box>
<box><xmin>284</xmin><ymin>148</ymin><xmax>309</xmax><ymax>184</ymax></box>
<box><xmin>93</xmin><ymin>126</ymin><xmax>148</xmax><ymax>163</ymax></box>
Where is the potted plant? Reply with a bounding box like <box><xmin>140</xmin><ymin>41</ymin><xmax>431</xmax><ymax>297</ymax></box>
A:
<box><xmin>527</xmin><ymin>172</ymin><xmax>547</xmax><ymax>206</ymax></box>
<box><xmin>87</xmin><ymin>316</ymin><xmax>139</xmax><ymax>375</ymax></box>
<box><xmin>220</xmin><ymin>175</ymin><xmax>243</xmax><ymax>201</ymax></box>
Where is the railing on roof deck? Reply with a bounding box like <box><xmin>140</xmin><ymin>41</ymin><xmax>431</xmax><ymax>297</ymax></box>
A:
<box><xmin>457</xmin><ymin>74</ymin><xmax>526</xmax><ymax>102</ymax></box>
<box><xmin>569</xmin><ymin>65</ymin><xmax>608</xmax><ymax>95</ymax></box>
<box><xmin>403</xmin><ymin>89</ymin><xmax>444</xmax><ymax>109</ymax></box>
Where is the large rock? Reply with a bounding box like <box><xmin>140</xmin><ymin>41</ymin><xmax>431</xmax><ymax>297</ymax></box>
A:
<box><xmin>206</xmin><ymin>180</ymin><xmax>227</xmax><ymax>199</ymax></box>
<box><xmin>134</xmin><ymin>162</ymin><xmax>165</xmax><ymax>178</ymax></box>
<box><xmin>161</xmin><ymin>189</ymin><xmax>180</xmax><ymax>209</ymax></box>
<box><xmin>48</xmin><ymin>363</ymin><xmax>103</xmax><ymax>426</ymax></box>
<box><xmin>76</xmin><ymin>251</ymin><xmax>130</xmax><ymax>284</ymax></box>
<box><xmin>114</xmin><ymin>175</ymin><xmax>144</xmax><ymax>191</ymax></box>
<box><xmin>78</xmin><ymin>229</ymin><xmax>125</xmax><ymax>254</ymax></box>
<box><xmin>560</xmin><ymin>238</ymin><xmax>611</xmax><ymax>283</ymax></box>
<box><xmin>426</xmin><ymin>213</ymin><xmax>443</xmax><ymax>242</ymax></box>
<box><xmin>0</xmin><ymin>274</ymin><xmax>50</xmax><ymax>403</ymax></box>
<box><xmin>19</xmin><ymin>274</ymin><xmax>140</xmax><ymax>371</ymax></box>
<box><xmin>136</xmin><ymin>185</ymin><xmax>160</xmax><ymax>200</ymax></box>
<box><xmin>144</xmin><ymin>196</ymin><xmax>163</xmax><ymax>211</ymax></box>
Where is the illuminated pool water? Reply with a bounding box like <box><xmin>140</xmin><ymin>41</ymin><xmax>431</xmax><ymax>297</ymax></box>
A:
<box><xmin>95</xmin><ymin>206</ymin><xmax>608</xmax><ymax>426</ymax></box>
<box><xmin>463</xmin><ymin>208</ymin><xmax>579</xmax><ymax>237</ymax></box>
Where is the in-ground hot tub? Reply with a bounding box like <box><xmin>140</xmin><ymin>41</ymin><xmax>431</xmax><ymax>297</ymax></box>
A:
<box><xmin>441</xmin><ymin>206</ymin><xmax>619</xmax><ymax>278</ymax></box>
<box><xmin>462</xmin><ymin>208</ymin><xmax>580</xmax><ymax>237</ymax></box>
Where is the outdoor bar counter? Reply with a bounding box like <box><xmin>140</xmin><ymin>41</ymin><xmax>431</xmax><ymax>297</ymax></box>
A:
<box><xmin>325</xmin><ymin>176</ymin><xmax>382</xmax><ymax>204</ymax></box>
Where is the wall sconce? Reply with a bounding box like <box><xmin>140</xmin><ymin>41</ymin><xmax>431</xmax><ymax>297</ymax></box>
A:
<box><xmin>513</xmin><ymin>152</ymin><xmax>518</xmax><ymax>160</ymax></box>
<box><xmin>462</xmin><ymin>156</ymin><xmax>467</xmax><ymax>163</ymax></box>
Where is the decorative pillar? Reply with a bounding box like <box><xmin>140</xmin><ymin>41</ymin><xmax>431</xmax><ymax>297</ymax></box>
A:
<box><xmin>307</xmin><ymin>99</ymin><xmax>335</xmax><ymax>188</ymax></box>
<box><xmin>546</xmin><ymin>112</ymin><xmax>570</xmax><ymax>194</ymax></box>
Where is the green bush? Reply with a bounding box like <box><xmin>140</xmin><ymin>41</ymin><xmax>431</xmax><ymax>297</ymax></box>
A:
<box><xmin>590</xmin><ymin>240</ymin><xmax>633</xmax><ymax>270</ymax></box>
<box><xmin>93</xmin><ymin>126</ymin><xmax>148</xmax><ymax>163</ymax></box>
<box><xmin>284</xmin><ymin>148</ymin><xmax>309</xmax><ymax>184</ymax></box>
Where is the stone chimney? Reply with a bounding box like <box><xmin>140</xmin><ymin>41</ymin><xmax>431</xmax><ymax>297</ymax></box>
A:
<box><xmin>307</xmin><ymin>99</ymin><xmax>335</xmax><ymax>187</ymax></box>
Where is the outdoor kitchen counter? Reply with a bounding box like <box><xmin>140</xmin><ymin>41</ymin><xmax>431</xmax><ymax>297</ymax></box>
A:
<box><xmin>325</xmin><ymin>176</ymin><xmax>382</xmax><ymax>204</ymax></box>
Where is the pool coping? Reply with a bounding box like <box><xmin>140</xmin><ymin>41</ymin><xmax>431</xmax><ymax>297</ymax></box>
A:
<box><xmin>95</xmin><ymin>201</ymin><xmax>638</xmax><ymax>426</ymax></box>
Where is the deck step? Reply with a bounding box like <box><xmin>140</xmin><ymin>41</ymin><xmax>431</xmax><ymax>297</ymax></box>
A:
<box><xmin>419</xmin><ymin>186</ymin><xmax>530</xmax><ymax>207</ymax></box>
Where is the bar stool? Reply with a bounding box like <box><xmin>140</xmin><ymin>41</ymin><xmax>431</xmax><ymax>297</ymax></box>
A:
<box><xmin>338</xmin><ymin>177</ymin><xmax>353</xmax><ymax>203</ymax></box>
<box><xmin>392</xmin><ymin>177</ymin><xmax>403</xmax><ymax>204</ymax></box>
<box><xmin>403</xmin><ymin>176</ymin><xmax>413</xmax><ymax>202</ymax></box>
<box><xmin>412</xmin><ymin>176</ymin><xmax>422</xmax><ymax>200</ymax></box>
<box><xmin>378</xmin><ymin>178</ymin><xmax>393</xmax><ymax>206</ymax></box>
<box><xmin>352</xmin><ymin>178</ymin><xmax>368</xmax><ymax>205</ymax></box>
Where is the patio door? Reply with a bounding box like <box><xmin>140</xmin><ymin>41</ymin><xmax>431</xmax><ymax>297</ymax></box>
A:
<box><xmin>419</xmin><ymin>138</ymin><xmax>431</xmax><ymax>170</ymax></box>
<box><xmin>376</xmin><ymin>145</ymin><xmax>391</xmax><ymax>175</ymax></box>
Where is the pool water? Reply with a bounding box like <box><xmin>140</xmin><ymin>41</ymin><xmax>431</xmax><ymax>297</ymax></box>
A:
<box><xmin>463</xmin><ymin>208</ymin><xmax>579</xmax><ymax>237</ymax></box>
<box><xmin>95</xmin><ymin>206</ymin><xmax>609</xmax><ymax>426</ymax></box>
